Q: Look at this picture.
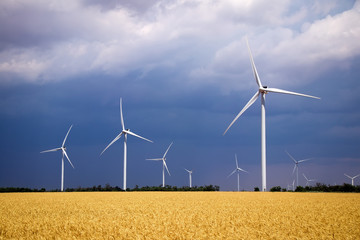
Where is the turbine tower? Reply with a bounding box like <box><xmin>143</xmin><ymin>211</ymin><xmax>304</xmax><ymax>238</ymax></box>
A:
<box><xmin>228</xmin><ymin>154</ymin><xmax>248</xmax><ymax>191</ymax></box>
<box><xmin>286</xmin><ymin>151</ymin><xmax>312</xmax><ymax>188</ymax></box>
<box><xmin>303</xmin><ymin>173</ymin><xmax>316</xmax><ymax>186</ymax></box>
<box><xmin>184</xmin><ymin>168</ymin><xmax>193</xmax><ymax>188</ymax></box>
<box><xmin>344</xmin><ymin>173</ymin><xmax>360</xmax><ymax>186</ymax></box>
<box><xmin>101</xmin><ymin>98</ymin><xmax>153</xmax><ymax>191</ymax></box>
<box><xmin>41</xmin><ymin>125</ymin><xmax>74</xmax><ymax>192</ymax></box>
<box><xmin>292</xmin><ymin>179</ymin><xmax>295</xmax><ymax>191</ymax></box>
<box><xmin>223</xmin><ymin>38</ymin><xmax>320</xmax><ymax>191</ymax></box>
<box><xmin>146</xmin><ymin>142</ymin><xmax>173</xmax><ymax>187</ymax></box>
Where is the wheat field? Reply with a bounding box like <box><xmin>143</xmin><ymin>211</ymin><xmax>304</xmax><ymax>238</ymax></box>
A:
<box><xmin>0</xmin><ymin>192</ymin><xmax>359</xmax><ymax>239</ymax></box>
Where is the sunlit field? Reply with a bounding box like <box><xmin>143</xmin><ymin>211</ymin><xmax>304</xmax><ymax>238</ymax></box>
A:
<box><xmin>1</xmin><ymin>192</ymin><xmax>359</xmax><ymax>239</ymax></box>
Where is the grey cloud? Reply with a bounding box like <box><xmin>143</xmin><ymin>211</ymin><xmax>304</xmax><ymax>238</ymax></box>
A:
<box><xmin>81</xmin><ymin>0</ymin><xmax>161</xmax><ymax>13</ymax></box>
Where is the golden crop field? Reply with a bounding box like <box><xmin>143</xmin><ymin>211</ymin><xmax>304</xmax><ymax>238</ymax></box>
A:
<box><xmin>0</xmin><ymin>192</ymin><xmax>359</xmax><ymax>239</ymax></box>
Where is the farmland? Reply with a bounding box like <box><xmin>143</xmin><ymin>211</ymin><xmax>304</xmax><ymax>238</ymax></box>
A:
<box><xmin>0</xmin><ymin>192</ymin><xmax>359</xmax><ymax>239</ymax></box>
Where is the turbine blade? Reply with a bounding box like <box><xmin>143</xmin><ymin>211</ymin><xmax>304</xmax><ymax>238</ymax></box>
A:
<box><xmin>344</xmin><ymin>174</ymin><xmax>352</xmax><ymax>179</ymax></box>
<box><xmin>223</xmin><ymin>91</ymin><xmax>260</xmax><ymax>135</ymax></box>
<box><xmin>40</xmin><ymin>148</ymin><xmax>62</xmax><ymax>153</ymax></box>
<box><xmin>184</xmin><ymin>168</ymin><xmax>191</xmax><ymax>173</ymax></box>
<box><xmin>163</xmin><ymin>142</ymin><xmax>173</xmax><ymax>158</ymax></box>
<box><xmin>354</xmin><ymin>174</ymin><xmax>360</xmax><ymax>179</ymax></box>
<box><xmin>163</xmin><ymin>160</ymin><xmax>170</xmax><ymax>176</ymax></box>
<box><xmin>246</xmin><ymin>37</ymin><xmax>262</xmax><ymax>88</ymax></box>
<box><xmin>146</xmin><ymin>158</ymin><xmax>163</xmax><ymax>161</ymax></box>
<box><xmin>298</xmin><ymin>158</ymin><xmax>312</xmax><ymax>163</ymax></box>
<box><xmin>63</xmin><ymin>149</ymin><xmax>74</xmax><ymax>169</ymax></box>
<box><xmin>238</xmin><ymin>167</ymin><xmax>248</xmax><ymax>173</ymax></box>
<box><xmin>265</xmin><ymin>87</ymin><xmax>320</xmax><ymax>100</ymax></box>
<box><xmin>125</xmin><ymin>130</ymin><xmax>153</xmax><ymax>143</ymax></box>
<box><xmin>292</xmin><ymin>164</ymin><xmax>297</xmax><ymax>175</ymax></box>
<box><xmin>62</xmin><ymin>125</ymin><xmax>73</xmax><ymax>147</ymax></box>
<box><xmin>227</xmin><ymin>169</ymin><xmax>237</xmax><ymax>178</ymax></box>
<box><xmin>100</xmin><ymin>132</ymin><xmax>123</xmax><ymax>156</ymax></box>
<box><xmin>303</xmin><ymin>173</ymin><xmax>308</xmax><ymax>181</ymax></box>
<box><xmin>120</xmin><ymin>98</ymin><xmax>125</xmax><ymax>131</ymax></box>
<box><xmin>285</xmin><ymin>151</ymin><xmax>297</xmax><ymax>164</ymax></box>
<box><xmin>235</xmin><ymin>154</ymin><xmax>239</xmax><ymax>169</ymax></box>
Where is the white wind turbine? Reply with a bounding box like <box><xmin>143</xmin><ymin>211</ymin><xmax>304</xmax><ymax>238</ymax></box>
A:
<box><xmin>101</xmin><ymin>98</ymin><xmax>153</xmax><ymax>191</ymax></box>
<box><xmin>184</xmin><ymin>168</ymin><xmax>193</xmax><ymax>188</ymax></box>
<box><xmin>228</xmin><ymin>154</ymin><xmax>248</xmax><ymax>192</ymax></box>
<box><xmin>40</xmin><ymin>125</ymin><xmax>74</xmax><ymax>192</ymax></box>
<box><xmin>286</xmin><ymin>151</ymin><xmax>312</xmax><ymax>188</ymax></box>
<box><xmin>344</xmin><ymin>173</ymin><xmax>360</xmax><ymax>186</ymax></box>
<box><xmin>223</xmin><ymin>38</ymin><xmax>320</xmax><ymax>191</ymax></box>
<box><xmin>146</xmin><ymin>142</ymin><xmax>173</xmax><ymax>187</ymax></box>
<box><xmin>303</xmin><ymin>173</ymin><xmax>316</xmax><ymax>186</ymax></box>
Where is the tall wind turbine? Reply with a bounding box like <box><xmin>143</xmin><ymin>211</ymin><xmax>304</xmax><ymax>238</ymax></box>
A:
<box><xmin>40</xmin><ymin>125</ymin><xmax>74</xmax><ymax>192</ymax></box>
<box><xmin>101</xmin><ymin>98</ymin><xmax>153</xmax><ymax>191</ymax></box>
<box><xmin>146</xmin><ymin>142</ymin><xmax>173</xmax><ymax>187</ymax></box>
<box><xmin>286</xmin><ymin>151</ymin><xmax>312</xmax><ymax>188</ymax></box>
<box><xmin>184</xmin><ymin>168</ymin><xmax>193</xmax><ymax>188</ymax></box>
<box><xmin>228</xmin><ymin>154</ymin><xmax>248</xmax><ymax>192</ymax></box>
<box><xmin>344</xmin><ymin>173</ymin><xmax>360</xmax><ymax>186</ymax></box>
<box><xmin>303</xmin><ymin>173</ymin><xmax>316</xmax><ymax>186</ymax></box>
<box><xmin>223</xmin><ymin>39</ymin><xmax>320</xmax><ymax>191</ymax></box>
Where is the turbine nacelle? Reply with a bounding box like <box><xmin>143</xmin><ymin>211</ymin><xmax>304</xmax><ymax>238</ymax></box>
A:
<box><xmin>259</xmin><ymin>86</ymin><xmax>268</xmax><ymax>94</ymax></box>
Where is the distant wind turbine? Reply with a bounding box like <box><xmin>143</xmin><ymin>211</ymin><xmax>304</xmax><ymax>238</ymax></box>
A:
<box><xmin>344</xmin><ymin>173</ymin><xmax>360</xmax><ymax>186</ymax></box>
<box><xmin>40</xmin><ymin>125</ymin><xmax>74</xmax><ymax>192</ymax></box>
<box><xmin>228</xmin><ymin>154</ymin><xmax>248</xmax><ymax>192</ymax></box>
<box><xmin>286</xmin><ymin>151</ymin><xmax>312</xmax><ymax>188</ymax></box>
<box><xmin>303</xmin><ymin>173</ymin><xmax>316</xmax><ymax>186</ymax></box>
<box><xmin>184</xmin><ymin>168</ymin><xmax>193</xmax><ymax>188</ymax></box>
<box><xmin>223</xmin><ymin>38</ymin><xmax>320</xmax><ymax>192</ymax></box>
<box><xmin>147</xmin><ymin>142</ymin><xmax>173</xmax><ymax>187</ymax></box>
<box><xmin>101</xmin><ymin>98</ymin><xmax>153</xmax><ymax>191</ymax></box>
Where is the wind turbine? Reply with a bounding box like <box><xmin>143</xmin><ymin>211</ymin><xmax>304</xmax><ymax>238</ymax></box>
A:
<box><xmin>228</xmin><ymin>154</ymin><xmax>248</xmax><ymax>192</ymax></box>
<box><xmin>303</xmin><ymin>173</ymin><xmax>316</xmax><ymax>186</ymax></box>
<box><xmin>40</xmin><ymin>125</ymin><xmax>74</xmax><ymax>192</ymax></box>
<box><xmin>344</xmin><ymin>173</ymin><xmax>360</xmax><ymax>186</ymax></box>
<box><xmin>101</xmin><ymin>98</ymin><xmax>153</xmax><ymax>191</ymax></box>
<box><xmin>223</xmin><ymin>38</ymin><xmax>320</xmax><ymax>191</ymax></box>
<box><xmin>146</xmin><ymin>142</ymin><xmax>173</xmax><ymax>187</ymax></box>
<box><xmin>286</xmin><ymin>151</ymin><xmax>312</xmax><ymax>188</ymax></box>
<box><xmin>184</xmin><ymin>168</ymin><xmax>193</xmax><ymax>188</ymax></box>
<box><xmin>287</xmin><ymin>179</ymin><xmax>295</xmax><ymax>191</ymax></box>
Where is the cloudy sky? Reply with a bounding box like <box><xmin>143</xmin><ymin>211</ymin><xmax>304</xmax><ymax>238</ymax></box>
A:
<box><xmin>1</xmin><ymin>0</ymin><xmax>360</xmax><ymax>191</ymax></box>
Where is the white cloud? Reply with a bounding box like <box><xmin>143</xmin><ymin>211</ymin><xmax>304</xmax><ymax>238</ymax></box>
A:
<box><xmin>0</xmin><ymin>0</ymin><xmax>358</xmax><ymax>87</ymax></box>
<box><xmin>192</xmin><ymin>0</ymin><xmax>360</xmax><ymax>91</ymax></box>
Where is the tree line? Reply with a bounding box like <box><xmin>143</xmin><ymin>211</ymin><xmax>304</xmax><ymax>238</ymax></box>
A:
<box><xmin>268</xmin><ymin>183</ymin><xmax>360</xmax><ymax>192</ymax></box>
<box><xmin>0</xmin><ymin>184</ymin><xmax>220</xmax><ymax>192</ymax></box>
